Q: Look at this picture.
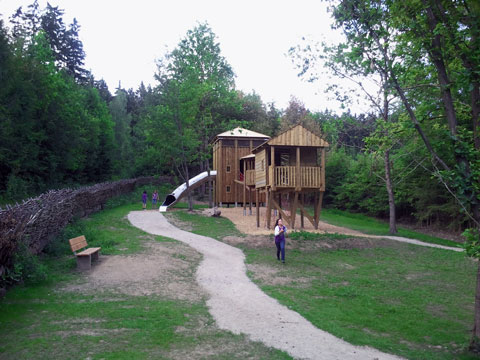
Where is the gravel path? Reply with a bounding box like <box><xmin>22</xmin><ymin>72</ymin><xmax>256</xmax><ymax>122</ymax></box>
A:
<box><xmin>373</xmin><ymin>235</ymin><xmax>463</xmax><ymax>252</ymax></box>
<box><xmin>128</xmin><ymin>211</ymin><xmax>402</xmax><ymax>360</ymax></box>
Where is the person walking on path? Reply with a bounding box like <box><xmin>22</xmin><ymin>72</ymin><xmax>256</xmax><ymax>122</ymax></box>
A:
<box><xmin>142</xmin><ymin>191</ymin><xmax>148</xmax><ymax>210</ymax></box>
<box><xmin>152</xmin><ymin>190</ymin><xmax>158</xmax><ymax>209</ymax></box>
<box><xmin>274</xmin><ymin>218</ymin><xmax>287</xmax><ymax>263</ymax></box>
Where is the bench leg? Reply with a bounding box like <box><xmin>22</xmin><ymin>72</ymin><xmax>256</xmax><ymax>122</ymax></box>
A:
<box><xmin>76</xmin><ymin>255</ymin><xmax>92</xmax><ymax>271</ymax></box>
<box><xmin>91</xmin><ymin>251</ymin><xmax>100</xmax><ymax>263</ymax></box>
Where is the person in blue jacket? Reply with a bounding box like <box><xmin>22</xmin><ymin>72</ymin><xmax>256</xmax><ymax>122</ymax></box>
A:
<box><xmin>274</xmin><ymin>218</ymin><xmax>287</xmax><ymax>263</ymax></box>
<box><xmin>142</xmin><ymin>191</ymin><xmax>148</xmax><ymax>210</ymax></box>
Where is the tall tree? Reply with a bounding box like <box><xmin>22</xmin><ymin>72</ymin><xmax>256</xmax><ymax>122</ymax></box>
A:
<box><xmin>10</xmin><ymin>1</ymin><xmax>88</xmax><ymax>82</ymax></box>
<box><xmin>148</xmin><ymin>23</ymin><xmax>237</xmax><ymax>209</ymax></box>
<box><xmin>109</xmin><ymin>88</ymin><xmax>133</xmax><ymax>178</ymax></box>
<box><xmin>321</xmin><ymin>0</ymin><xmax>480</xmax><ymax>349</ymax></box>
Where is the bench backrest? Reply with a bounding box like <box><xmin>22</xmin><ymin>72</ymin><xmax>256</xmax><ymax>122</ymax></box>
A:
<box><xmin>69</xmin><ymin>235</ymin><xmax>88</xmax><ymax>253</ymax></box>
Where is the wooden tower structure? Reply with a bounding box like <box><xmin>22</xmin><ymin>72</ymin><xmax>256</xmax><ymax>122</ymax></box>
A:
<box><xmin>212</xmin><ymin>128</ymin><xmax>269</xmax><ymax>206</ymax></box>
<box><xmin>251</xmin><ymin>124</ymin><xmax>329</xmax><ymax>229</ymax></box>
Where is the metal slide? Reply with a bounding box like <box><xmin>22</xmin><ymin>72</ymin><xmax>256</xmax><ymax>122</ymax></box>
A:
<box><xmin>159</xmin><ymin>170</ymin><xmax>217</xmax><ymax>212</ymax></box>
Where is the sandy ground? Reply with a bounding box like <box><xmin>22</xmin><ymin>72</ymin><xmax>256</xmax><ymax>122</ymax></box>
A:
<box><xmin>128</xmin><ymin>211</ymin><xmax>403</xmax><ymax>360</ymax></box>
<box><xmin>217</xmin><ymin>207</ymin><xmax>364</xmax><ymax>236</ymax></box>
<box><xmin>216</xmin><ymin>207</ymin><xmax>463</xmax><ymax>252</ymax></box>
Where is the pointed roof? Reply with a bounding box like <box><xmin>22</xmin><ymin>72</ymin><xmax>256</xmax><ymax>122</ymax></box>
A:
<box><xmin>253</xmin><ymin>124</ymin><xmax>329</xmax><ymax>152</ymax></box>
<box><xmin>215</xmin><ymin>127</ymin><xmax>270</xmax><ymax>139</ymax></box>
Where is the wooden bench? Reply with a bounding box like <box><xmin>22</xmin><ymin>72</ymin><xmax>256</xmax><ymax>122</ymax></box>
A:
<box><xmin>69</xmin><ymin>236</ymin><xmax>101</xmax><ymax>271</ymax></box>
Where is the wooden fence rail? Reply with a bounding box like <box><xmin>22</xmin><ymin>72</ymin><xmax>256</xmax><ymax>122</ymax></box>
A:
<box><xmin>271</xmin><ymin>166</ymin><xmax>321</xmax><ymax>188</ymax></box>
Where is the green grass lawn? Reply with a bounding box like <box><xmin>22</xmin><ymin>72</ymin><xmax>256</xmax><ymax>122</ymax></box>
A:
<box><xmin>165</xmin><ymin>209</ymin><xmax>243</xmax><ymax>240</ymax></box>
<box><xmin>320</xmin><ymin>208</ymin><xmax>462</xmax><ymax>248</ymax></box>
<box><xmin>167</xmin><ymin>209</ymin><xmax>478</xmax><ymax>360</ymax></box>
<box><xmin>0</xmin><ymin>191</ymin><xmax>290</xmax><ymax>360</ymax></box>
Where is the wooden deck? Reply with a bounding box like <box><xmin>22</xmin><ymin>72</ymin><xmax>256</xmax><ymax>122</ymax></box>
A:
<box><xmin>269</xmin><ymin>166</ymin><xmax>322</xmax><ymax>188</ymax></box>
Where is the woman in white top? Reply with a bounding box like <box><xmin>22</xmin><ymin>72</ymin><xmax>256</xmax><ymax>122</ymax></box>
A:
<box><xmin>274</xmin><ymin>218</ymin><xmax>287</xmax><ymax>263</ymax></box>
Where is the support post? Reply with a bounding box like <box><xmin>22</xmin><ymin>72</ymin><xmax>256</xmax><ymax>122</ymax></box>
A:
<box><xmin>218</xmin><ymin>140</ymin><xmax>223</xmax><ymax>206</ymax></box>
<box><xmin>235</xmin><ymin>139</ymin><xmax>238</xmax><ymax>206</ymax></box>
<box><xmin>316</xmin><ymin>191</ymin><xmax>324</xmax><ymax>229</ymax></box>
<box><xmin>256</xmin><ymin>189</ymin><xmax>260</xmax><ymax>228</ymax></box>
<box><xmin>290</xmin><ymin>191</ymin><xmax>299</xmax><ymax>229</ymax></box>
<box><xmin>313</xmin><ymin>191</ymin><xmax>323</xmax><ymax>229</ymax></box>
<box><xmin>249</xmin><ymin>186</ymin><xmax>252</xmax><ymax>215</ymax></box>
<box><xmin>243</xmin><ymin>160</ymin><xmax>246</xmax><ymax>216</ymax></box>
<box><xmin>269</xmin><ymin>196</ymin><xmax>293</xmax><ymax>228</ymax></box>
<box><xmin>278</xmin><ymin>192</ymin><xmax>282</xmax><ymax>219</ymax></box>
<box><xmin>296</xmin><ymin>146</ymin><xmax>301</xmax><ymax>190</ymax></box>
<box><xmin>271</xmin><ymin>146</ymin><xmax>275</xmax><ymax>189</ymax></box>
<box><xmin>266</xmin><ymin>190</ymin><xmax>273</xmax><ymax>229</ymax></box>
<box><xmin>321</xmin><ymin>148</ymin><xmax>326</xmax><ymax>191</ymax></box>
<box><xmin>300</xmin><ymin>193</ymin><xmax>305</xmax><ymax>228</ymax></box>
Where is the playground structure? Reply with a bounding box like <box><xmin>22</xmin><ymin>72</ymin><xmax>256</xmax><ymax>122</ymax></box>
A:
<box><xmin>161</xmin><ymin>125</ymin><xmax>329</xmax><ymax>229</ymax></box>
<box><xmin>211</xmin><ymin>127</ymin><xmax>270</xmax><ymax>206</ymax></box>
<box><xmin>251</xmin><ymin>124</ymin><xmax>328</xmax><ymax>229</ymax></box>
<box><xmin>160</xmin><ymin>171</ymin><xmax>217</xmax><ymax>212</ymax></box>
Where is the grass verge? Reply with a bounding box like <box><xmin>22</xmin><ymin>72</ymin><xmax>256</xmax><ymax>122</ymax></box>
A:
<box><xmin>321</xmin><ymin>208</ymin><xmax>462</xmax><ymax>248</ymax></box>
<box><xmin>165</xmin><ymin>209</ymin><xmax>243</xmax><ymax>240</ymax></box>
<box><xmin>167</xmin><ymin>209</ymin><xmax>478</xmax><ymax>360</ymax></box>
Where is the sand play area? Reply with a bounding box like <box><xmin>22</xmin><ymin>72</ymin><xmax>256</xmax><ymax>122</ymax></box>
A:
<box><xmin>215</xmin><ymin>206</ymin><xmax>365</xmax><ymax>236</ymax></box>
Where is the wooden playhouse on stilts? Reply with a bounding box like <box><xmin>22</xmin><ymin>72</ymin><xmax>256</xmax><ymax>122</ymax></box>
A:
<box><xmin>211</xmin><ymin>128</ymin><xmax>270</xmax><ymax>207</ymax></box>
<box><xmin>210</xmin><ymin>124</ymin><xmax>328</xmax><ymax>230</ymax></box>
<box><xmin>251</xmin><ymin>124</ymin><xmax>329</xmax><ymax>230</ymax></box>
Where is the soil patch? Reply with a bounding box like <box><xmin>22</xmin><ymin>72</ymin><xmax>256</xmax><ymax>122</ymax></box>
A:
<box><xmin>223</xmin><ymin>233</ymin><xmax>393</xmax><ymax>252</ymax></box>
<box><xmin>62</xmin><ymin>241</ymin><xmax>205</xmax><ymax>302</ymax></box>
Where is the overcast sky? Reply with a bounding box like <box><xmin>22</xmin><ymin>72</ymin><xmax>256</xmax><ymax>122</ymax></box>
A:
<box><xmin>0</xmin><ymin>0</ymin><xmax>357</xmax><ymax>113</ymax></box>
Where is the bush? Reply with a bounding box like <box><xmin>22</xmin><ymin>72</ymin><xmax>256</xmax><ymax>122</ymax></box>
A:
<box><xmin>1</xmin><ymin>240</ymin><xmax>47</xmax><ymax>286</ymax></box>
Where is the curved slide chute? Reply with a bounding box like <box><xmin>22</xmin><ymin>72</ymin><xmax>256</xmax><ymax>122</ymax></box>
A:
<box><xmin>160</xmin><ymin>170</ymin><xmax>217</xmax><ymax>212</ymax></box>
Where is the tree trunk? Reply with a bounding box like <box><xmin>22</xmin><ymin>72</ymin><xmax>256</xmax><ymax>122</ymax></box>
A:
<box><xmin>200</xmin><ymin>159</ymin><xmax>205</xmax><ymax>197</ymax></box>
<box><xmin>185</xmin><ymin>166</ymin><xmax>193</xmax><ymax>212</ymax></box>
<box><xmin>207</xmin><ymin>159</ymin><xmax>213</xmax><ymax>208</ymax></box>
<box><xmin>385</xmin><ymin>150</ymin><xmax>397</xmax><ymax>234</ymax></box>
<box><xmin>470</xmin><ymin>262</ymin><xmax>480</xmax><ymax>353</ymax></box>
<box><xmin>473</xmin><ymin>83</ymin><xmax>480</xmax><ymax>150</ymax></box>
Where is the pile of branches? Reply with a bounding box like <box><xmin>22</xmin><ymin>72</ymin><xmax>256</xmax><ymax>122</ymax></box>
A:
<box><xmin>0</xmin><ymin>176</ymin><xmax>171</xmax><ymax>285</ymax></box>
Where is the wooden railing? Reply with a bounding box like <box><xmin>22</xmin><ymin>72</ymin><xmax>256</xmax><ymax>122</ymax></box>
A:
<box><xmin>301</xmin><ymin>167</ymin><xmax>322</xmax><ymax>188</ymax></box>
<box><xmin>245</xmin><ymin>170</ymin><xmax>256</xmax><ymax>186</ymax></box>
<box><xmin>274</xmin><ymin>166</ymin><xmax>296</xmax><ymax>187</ymax></box>
<box><xmin>270</xmin><ymin>166</ymin><xmax>322</xmax><ymax>188</ymax></box>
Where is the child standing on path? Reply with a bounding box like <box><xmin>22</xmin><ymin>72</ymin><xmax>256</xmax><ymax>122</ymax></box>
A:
<box><xmin>142</xmin><ymin>191</ymin><xmax>148</xmax><ymax>210</ymax></box>
<box><xmin>152</xmin><ymin>190</ymin><xmax>158</xmax><ymax>209</ymax></box>
<box><xmin>274</xmin><ymin>218</ymin><xmax>287</xmax><ymax>263</ymax></box>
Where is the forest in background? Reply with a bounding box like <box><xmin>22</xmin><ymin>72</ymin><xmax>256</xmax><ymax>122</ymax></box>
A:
<box><xmin>0</xmin><ymin>1</ymin><xmax>478</xmax><ymax>235</ymax></box>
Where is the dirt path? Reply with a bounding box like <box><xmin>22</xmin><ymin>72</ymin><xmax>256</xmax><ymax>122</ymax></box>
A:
<box><xmin>218</xmin><ymin>207</ymin><xmax>462</xmax><ymax>253</ymax></box>
<box><xmin>128</xmin><ymin>211</ymin><xmax>402</xmax><ymax>360</ymax></box>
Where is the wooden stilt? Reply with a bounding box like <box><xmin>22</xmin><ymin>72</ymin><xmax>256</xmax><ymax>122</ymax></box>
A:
<box><xmin>290</xmin><ymin>191</ymin><xmax>299</xmax><ymax>229</ymax></box>
<box><xmin>296</xmin><ymin>200</ymin><xmax>315</xmax><ymax>227</ymax></box>
<box><xmin>313</xmin><ymin>191</ymin><xmax>322</xmax><ymax>229</ymax></box>
<box><xmin>316</xmin><ymin>191</ymin><xmax>324</xmax><ymax>228</ymax></box>
<box><xmin>243</xmin><ymin>177</ymin><xmax>246</xmax><ymax>216</ymax></box>
<box><xmin>278</xmin><ymin>193</ymin><xmax>282</xmax><ymax>219</ymax></box>
<box><xmin>270</xmin><ymin>196</ymin><xmax>292</xmax><ymax>228</ymax></box>
<box><xmin>256</xmin><ymin>189</ymin><xmax>260</xmax><ymax>227</ymax></box>
<box><xmin>300</xmin><ymin>192</ymin><xmax>304</xmax><ymax>229</ymax></box>
<box><xmin>249</xmin><ymin>187</ymin><xmax>252</xmax><ymax>215</ymax></box>
<box><xmin>266</xmin><ymin>190</ymin><xmax>273</xmax><ymax>229</ymax></box>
